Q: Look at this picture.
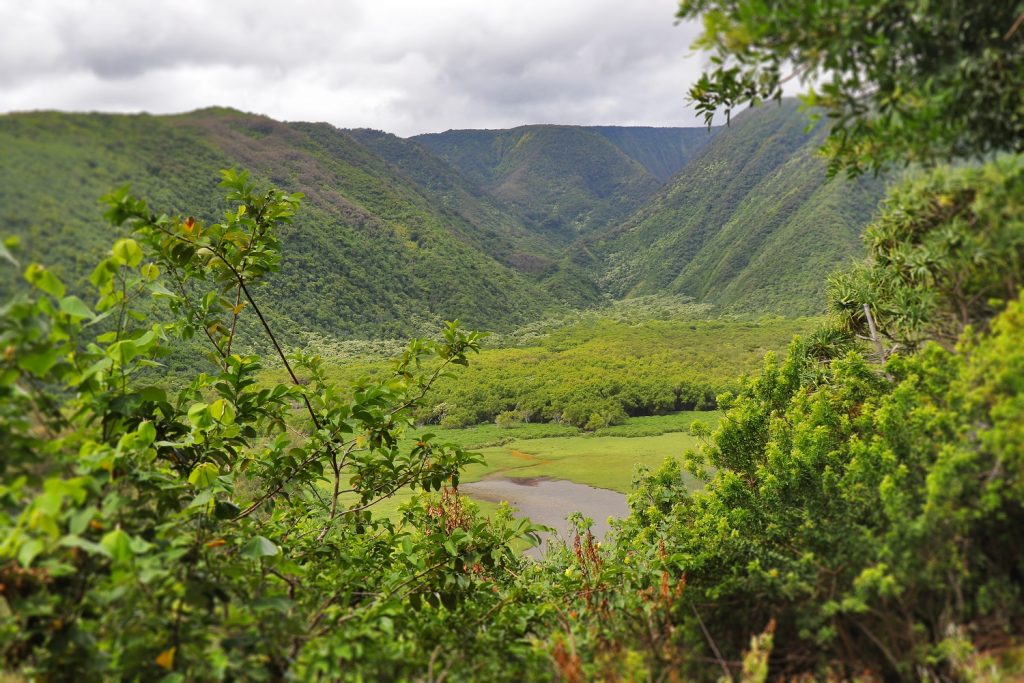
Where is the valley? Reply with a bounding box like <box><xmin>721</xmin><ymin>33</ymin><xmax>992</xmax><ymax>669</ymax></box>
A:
<box><xmin>0</xmin><ymin>100</ymin><xmax>878</xmax><ymax>555</ymax></box>
<box><xmin>5</xmin><ymin>2</ymin><xmax>1021</xmax><ymax>678</ymax></box>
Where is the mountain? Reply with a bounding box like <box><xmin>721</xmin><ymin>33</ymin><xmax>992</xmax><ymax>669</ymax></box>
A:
<box><xmin>0</xmin><ymin>108</ymin><xmax>565</xmax><ymax>339</ymax></box>
<box><xmin>585</xmin><ymin>126</ymin><xmax>720</xmax><ymax>181</ymax></box>
<box><xmin>412</xmin><ymin>125</ymin><xmax>710</xmax><ymax>243</ymax></box>
<box><xmin>342</xmin><ymin>128</ymin><xmax>602</xmax><ymax>307</ymax></box>
<box><xmin>0</xmin><ymin>103</ymin><xmax>887</xmax><ymax>338</ymax></box>
<box><xmin>593</xmin><ymin>101</ymin><xmax>887</xmax><ymax>315</ymax></box>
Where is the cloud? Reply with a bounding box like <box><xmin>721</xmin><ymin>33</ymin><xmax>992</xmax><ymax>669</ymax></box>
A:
<box><xmin>0</xmin><ymin>0</ymin><xmax>714</xmax><ymax>135</ymax></box>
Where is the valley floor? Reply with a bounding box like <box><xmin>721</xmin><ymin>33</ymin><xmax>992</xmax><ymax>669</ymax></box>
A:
<box><xmin>342</xmin><ymin>411</ymin><xmax>718</xmax><ymax>555</ymax></box>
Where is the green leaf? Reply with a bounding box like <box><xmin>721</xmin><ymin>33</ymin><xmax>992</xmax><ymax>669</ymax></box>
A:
<box><xmin>60</xmin><ymin>534</ymin><xmax>111</xmax><ymax>558</ymax></box>
<box><xmin>112</xmin><ymin>238</ymin><xmax>144</xmax><ymax>267</ymax></box>
<box><xmin>24</xmin><ymin>263</ymin><xmax>65</xmax><ymax>298</ymax></box>
<box><xmin>101</xmin><ymin>528</ymin><xmax>133</xmax><ymax>564</ymax></box>
<box><xmin>137</xmin><ymin>421</ymin><xmax>157</xmax><ymax>446</ymax></box>
<box><xmin>188</xmin><ymin>462</ymin><xmax>220</xmax><ymax>489</ymax></box>
<box><xmin>107</xmin><ymin>340</ymin><xmax>139</xmax><ymax>366</ymax></box>
<box><xmin>187</xmin><ymin>402</ymin><xmax>212</xmax><ymax>429</ymax></box>
<box><xmin>18</xmin><ymin>347</ymin><xmax>59</xmax><ymax>376</ymax></box>
<box><xmin>0</xmin><ymin>238</ymin><xmax>18</xmax><ymax>267</ymax></box>
<box><xmin>209</xmin><ymin>398</ymin><xmax>236</xmax><ymax>424</ymax></box>
<box><xmin>242</xmin><ymin>535</ymin><xmax>279</xmax><ymax>559</ymax></box>
<box><xmin>140</xmin><ymin>262</ymin><xmax>160</xmax><ymax>281</ymax></box>
<box><xmin>17</xmin><ymin>538</ymin><xmax>44</xmax><ymax>567</ymax></box>
<box><xmin>59</xmin><ymin>295</ymin><xmax>94</xmax><ymax>320</ymax></box>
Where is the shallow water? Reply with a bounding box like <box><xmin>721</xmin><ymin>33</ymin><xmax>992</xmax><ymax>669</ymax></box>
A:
<box><xmin>462</xmin><ymin>477</ymin><xmax>629</xmax><ymax>559</ymax></box>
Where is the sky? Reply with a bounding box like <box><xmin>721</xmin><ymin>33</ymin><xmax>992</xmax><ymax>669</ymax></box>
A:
<box><xmin>0</xmin><ymin>0</ymin><xmax>715</xmax><ymax>136</ymax></box>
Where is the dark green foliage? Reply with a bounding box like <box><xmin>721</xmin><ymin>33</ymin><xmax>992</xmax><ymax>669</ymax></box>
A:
<box><xmin>596</xmin><ymin>101</ymin><xmax>887</xmax><ymax>315</ymax></box>
<box><xmin>280</xmin><ymin>302</ymin><xmax>815</xmax><ymax>431</ymax></box>
<box><xmin>0</xmin><ymin>105</ymin><xmax>888</xmax><ymax>330</ymax></box>
<box><xmin>0</xmin><ymin>178</ymin><xmax>544</xmax><ymax>680</ymax></box>
<box><xmin>343</xmin><ymin>127</ymin><xmax>604</xmax><ymax>308</ymax></box>
<box><xmin>610</xmin><ymin>295</ymin><xmax>1024</xmax><ymax>678</ymax></box>
<box><xmin>530</xmin><ymin>158</ymin><xmax>1024</xmax><ymax>679</ymax></box>
<box><xmin>679</xmin><ymin>0</ymin><xmax>1024</xmax><ymax>175</ymax></box>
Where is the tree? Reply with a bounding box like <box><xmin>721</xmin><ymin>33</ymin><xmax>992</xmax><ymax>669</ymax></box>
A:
<box><xmin>679</xmin><ymin>0</ymin><xmax>1024</xmax><ymax>175</ymax></box>
<box><xmin>0</xmin><ymin>171</ymin><xmax>542</xmax><ymax>679</ymax></box>
<box><xmin>828</xmin><ymin>156</ymin><xmax>1024</xmax><ymax>354</ymax></box>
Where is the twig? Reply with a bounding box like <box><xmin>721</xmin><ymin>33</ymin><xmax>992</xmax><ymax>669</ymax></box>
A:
<box><xmin>1005</xmin><ymin>12</ymin><xmax>1024</xmax><ymax>40</ymax></box>
<box><xmin>691</xmin><ymin>604</ymin><xmax>732</xmax><ymax>681</ymax></box>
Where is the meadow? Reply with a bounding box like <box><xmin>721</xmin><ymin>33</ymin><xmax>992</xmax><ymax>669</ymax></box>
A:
<box><xmin>338</xmin><ymin>411</ymin><xmax>718</xmax><ymax>522</ymax></box>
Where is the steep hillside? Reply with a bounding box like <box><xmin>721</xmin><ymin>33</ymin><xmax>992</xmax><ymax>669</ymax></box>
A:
<box><xmin>586</xmin><ymin>126</ymin><xmax>719</xmax><ymax>181</ymax></box>
<box><xmin>343</xmin><ymin>128</ymin><xmax>602</xmax><ymax>307</ymax></box>
<box><xmin>595</xmin><ymin>101</ymin><xmax>887</xmax><ymax>314</ymax></box>
<box><xmin>413</xmin><ymin>125</ymin><xmax>667</xmax><ymax>242</ymax></box>
<box><xmin>0</xmin><ymin>108</ymin><xmax>562</xmax><ymax>338</ymax></box>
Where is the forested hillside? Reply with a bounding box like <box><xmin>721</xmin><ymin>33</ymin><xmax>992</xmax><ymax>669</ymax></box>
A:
<box><xmin>343</xmin><ymin>128</ymin><xmax>604</xmax><ymax>306</ymax></box>
<box><xmin>586</xmin><ymin>125</ymin><xmax>720</xmax><ymax>181</ymax></box>
<box><xmin>595</xmin><ymin>100</ymin><xmax>887</xmax><ymax>314</ymax></box>
<box><xmin>0</xmin><ymin>109</ymin><xmax>565</xmax><ymax>338</ymax></box>
<box><xmin>413</xmin><ymin>125</ymin><xmax>670</xmax><ymax>242</ymax></box>
<box><xmin>1</xmin><ymin>103</ymin><xmax>885</xmax><ymax>332</ymax></box>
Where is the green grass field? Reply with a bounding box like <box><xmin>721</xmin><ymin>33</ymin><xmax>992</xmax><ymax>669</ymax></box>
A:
<box><xmin>434</xmin><ymin>412</ymin><xmax>718</xmax><ymax>492</ymax></box>
<box><xmin>342</xmin><ymin>411</ymin><xmax>717</xmax><ymax>523</ymax></box>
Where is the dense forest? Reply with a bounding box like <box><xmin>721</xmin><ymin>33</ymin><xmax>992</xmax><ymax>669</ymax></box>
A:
<box><xmin>2</xmin><ymin>0</ymin><xmax>1023</xmax><ymax>680</ymax></box>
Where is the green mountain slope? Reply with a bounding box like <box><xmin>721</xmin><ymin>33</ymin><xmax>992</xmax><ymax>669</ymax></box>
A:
<box><xmin>0</xmin><ymin>108</ymin><xmax>562</xmax><ymax>338</ymax></box>
<box><xmin>342</xmin><ymin>128</ymin><xmax>602</xmax><ymax>307</ymax></box>
<box><xmin>586</xmin><ymin>126</ymin><xmax>720</xmax><ymax>181</ymax></box>
<box><xmin>413</xmin><ymin>125</ymin><xmax>668</xmax><ymax>242</ymax></box>
<box><xmin>595</xmin><ymin>101</ymin><xmax>887</xmax><ymax>314</ymax></box>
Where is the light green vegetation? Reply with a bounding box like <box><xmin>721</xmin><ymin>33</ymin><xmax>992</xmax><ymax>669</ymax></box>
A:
<box><xmin>265</xmin><ymin>302</ymin><xmax>816</xmax><ymax>430</ymax></box>
<box><xmin>465</xmin><ymin>429</ymin><xmax>707</xmax><ymax>493</ymax></box>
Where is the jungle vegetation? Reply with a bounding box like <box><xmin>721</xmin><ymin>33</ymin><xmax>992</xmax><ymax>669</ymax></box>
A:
<box><xmin>1</xmin><ymin>0</ymin><xmax>1023</xmax><ymax>679</ymax></box>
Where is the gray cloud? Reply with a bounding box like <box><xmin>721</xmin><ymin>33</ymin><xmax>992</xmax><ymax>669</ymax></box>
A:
<box><xmin>0</xmin><ymin>0</ymin><xmax>715</xmax><ymax>136</ymax></box>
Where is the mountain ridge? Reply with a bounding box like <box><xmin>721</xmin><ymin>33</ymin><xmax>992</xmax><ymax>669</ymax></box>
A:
<box><xmin>0</xmin><ymin>102</ymin><xmax>886</xmax><ymax>337</ymax></box>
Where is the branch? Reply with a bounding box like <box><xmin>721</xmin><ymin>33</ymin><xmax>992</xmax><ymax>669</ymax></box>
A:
<box><xmin>1005</xmin><ymin>12</ymin><xmax>1024</xmax><ymax>40</ymax></box>
<box><xmin>691</xmin><ymin>604</ymin><xmax>732</xmax><ymax>681</ymax></box>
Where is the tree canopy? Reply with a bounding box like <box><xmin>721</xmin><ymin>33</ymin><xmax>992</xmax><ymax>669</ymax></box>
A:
<box><xmin>679</xmin><ymin>0</ymin><xmax>1024</xmax><ymax>175</ymax></box>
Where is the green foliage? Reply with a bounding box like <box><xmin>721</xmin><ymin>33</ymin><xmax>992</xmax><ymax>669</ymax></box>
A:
<box><xmin>608</xmin><ymin>294</ymin><xmax>1024</xmax><ymax>678</ymax></box>
<box><xmin>0</xmin><ymin>177</ymin><xmax>546</xmax><ymax>680</ymax></box>
<box><xmin>0</xmin><ymin>110</ymin><xmax>562</xmax><ymax>343</ymax></box>
<box><xmin>597</xmin><ymin>101</ymin><xmax>887</xmax><ymax>315</ymax></box>
<box><xmin>829</xmin><ymin>156</ymin><xmax>1024</xmax><ymax>352</ymax></box>
<box><xmin>278</xmin><ymin>306</ymin><xmax>815</xmax><ymax>431</ymax></box>
<box><xmin>533</xmin><ymin>159</ymin><xmax>1024</xmax><ymax>679</ymax></box>
<box><xmin>0</xmin><ymin>105</ymin><xmax>888</xmax><ymax>333</ymax></box>
<box><xmin>414</xmin><ymin>125</ymin><xmax>667</xmax><ymax>243</ymax></box>
<box><xmin>586</xmin><ymin>125</ymin><xmax>720</xmax><ymax>182</ymax></box>
<box><xmin>678</xmin><ymin>0</ymin><xmax>1024</xmax><ymax>175</ymax></box>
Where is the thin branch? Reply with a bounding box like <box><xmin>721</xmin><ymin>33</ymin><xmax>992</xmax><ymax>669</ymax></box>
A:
<box><xmin>237</xmin><ymin>277</ymin><xmax>321</xmax><ymax>429</ymax></box>
<box><xmin>691</xmin><ymin>604</ymin><xmax>732</xmax><ymax>681</ymax></box>
<box><xmin>1005</xmin><ymin>12</ymin><xmax>1024</xmax><ymax>40</ymax></box>
<box><xmin>862</xmin><ymin>303</ymin><xmax>886</xmax><ymax>362</ymax></box>
<box><xmin>225</xmin><ymin>283</ymin><xmax>243</xmax><ymax>357</ymax></box>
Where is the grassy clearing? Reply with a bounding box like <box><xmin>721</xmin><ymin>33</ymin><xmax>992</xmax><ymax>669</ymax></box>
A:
<box><xmin>334</xmin><ymin>411</ymin><xmax>716</xmax><ymax>522</ymax></box>
<box><xmin>463</xmin><ymin>431</ymin><xmax>703</xmax><ymax>493</ymax></box>
<box><xmin>430</xmin><ymin>411</ymin><xmax>718</xmax><ymax>493</ymax></box>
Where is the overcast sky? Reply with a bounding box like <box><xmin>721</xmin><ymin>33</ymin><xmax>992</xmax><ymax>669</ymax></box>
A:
<box><xmin>0</xmin><ymin>0</ymin><xmax>721</xmax><ymax>136</ymax></box>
